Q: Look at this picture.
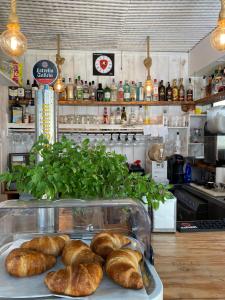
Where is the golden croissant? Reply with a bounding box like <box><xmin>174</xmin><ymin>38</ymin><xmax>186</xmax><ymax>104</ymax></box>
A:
<box><xmin>5</xmin><ymin>248</ymin><xmax>56</xmax><ymax>277</ymax></box>
<box><xmin>45</xmin><ymin>263</ymin><xmax>103</xmax><ymax>297</ymax></box>
<box><xmin>21</xmin><ymin>235</ymin><xmax>70</xmax><ymax>256</ymax></box>
<box><xmin>62</xmin><ymin>240</ymin><xmax>104</xmax><ymax>266</ymax></box>
<box><xmin>90</xmin><ymin>232</ymin><xmax>130</xmax><ymax>259</ymax></box>
<box><xmin>106</xmin><ymin>248</ymin><xmax>143</xmax><ymax>289</ymax></box>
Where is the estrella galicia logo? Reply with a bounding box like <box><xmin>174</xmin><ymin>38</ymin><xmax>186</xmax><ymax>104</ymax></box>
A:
<box><xmin>33</xmin><ymin>60</ymin><xmax>58</xmax><ymax>85</ymax></box>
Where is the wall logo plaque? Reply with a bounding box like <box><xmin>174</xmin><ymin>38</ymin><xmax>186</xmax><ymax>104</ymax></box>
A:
<box><xmin>33</xmin><ymin>60</ymin><xmax>58</xmax><ymax>85</ymax></box>
<box><xmin>93</xmin><ymin>53</ymin><xmax>114</xmax><ymax>76</ymax></box>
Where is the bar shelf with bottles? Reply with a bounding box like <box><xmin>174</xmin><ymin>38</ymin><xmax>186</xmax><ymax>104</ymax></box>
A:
<box><xmin>58</xmin><ymin>76</ymin><xmax>195</xmax><ymax>107</ymax></box>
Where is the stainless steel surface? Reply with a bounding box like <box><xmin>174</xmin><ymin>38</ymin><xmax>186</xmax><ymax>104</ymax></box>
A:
<box><xmin>204</xmin><ymin>135</ymin><xmax>225</xmax><ymax>164</ymax></box>
<box><xmin>0</xmin><ymin>0</ymin><xmax>220</xmax><ymax>52</ymax></box>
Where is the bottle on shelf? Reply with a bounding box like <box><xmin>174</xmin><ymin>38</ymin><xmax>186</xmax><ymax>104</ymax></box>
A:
<box><xmin>76</xmin><ymin>76</ymin><xmax>83</xmax><ymax>100</ymax></box>
<box><xmin>103</xmin><ymin>107</ymin><xmax>109</xmax><ymax>124</ymax></box>
<box><xmin>174</xmin><ymin>131</ymin><xmax>181</xmax><ymax>154</ymax></box>
<box><xmin>104</xmin><ymin>85</ymin><xmax>111</xmax><ymax>102</ymax></box>
<box><xmin>158</xmin><ymin>80</ymin><xmax>166</xmax><ymax>101</ymax></box>
<box><xmin>166</xmin><ymin>82</ymin><xmax>172</xmax><ymax>101</ymax></box>
<box><xmin>124</xmin><ymin>80</ymin><xmax>131</xmax><ymax>102</ymax></box>
<box><xmin>137</xmin><ymin>105</ymin><xmax>144</xmax><ymax>125</ymax></box>
<box><xmin>121</xmin><ymin>106</ymin><xmax>127</xmax><ymax>124</ymax></box>
<box><xmin>144</xmin><ymin>106</ymin><xmax>150</xmax><ymax>124</ymax></box>
<box><xmin>184</xmin><ymin>162</ymin><xmax>192</xmax><ymax>183</ymax></box>
<box><xmin>60</xmin><ymin>78</ymin><xmax>67</xmax><ymax>100</ymax></box>
<box><xmin>186</xmin><ymin>78</ymin><xmax>193</xmax><ymax>101</ymax></box>
<box><xmin>83</xmin><ymin>81</ymin><xmax>89</xmax><ymax>100</ymax></box>
<box><xmin>90</xmin><ymin>81</ymin><xmax>96</xmax><ymax>100</ymax></box>
<box><xmin>130</xmin><ymin>81</ymin><xmax>137</xmax><ymax>101</ymax></box>
<box><xmin>18</xmin><ymin>84</ymin><xmax>25</xmax><ymax>101</ymax></box>
<box><xmin>11</xmin><ymin>98</ymin><xmax>23</xmax><ymax>123</ymax></box>
<box><xmin>31</xmin><ymin>79</ymin><xmax>38</xmax><ymax>102</ymax></box>
<box><xmin>96</xmin><ymin>83</ymin><xmax>104</xmax><ymax>101</ymax></box>
<box><xmin>178</xmin><ymin>78</ymin><xmax>185</xmax><ymax>101</ymax></box>
<box><xmin>136</xmin><ymin>82</ymin><xmax>144</xmax><ymax>101</ymax></box>
<box><xmin>115</xmin><ymin>107</ymin><xmax>121</xmax><ymax>124</ymax></box>
<box><xmin>24</xmin><ymin>80</ymin><xmax>32</xmax><ymax>100</ymax></box>
<box><xmin>8</xmin><ymin>86</ymin><xmax>18</xmax><ymax>101</ymax></box>
<box><xmin>201</xmin><ymin>76</ymin><xmax>207</xmax><ymax>98</ymax></box>
<box><xmin>88</xmin><ymin>82</ymin><xmax>92</xmax><ymax>100</ymax></box>
<box><xmin>172</xmin><ymin>79</ymin><xmax>178</xmax><ymax>101</ymax></box>
<box><xmin>73</xmin><ymin>78</ymin><xmax>77</xmax><ymax>100</ymax></box>
<box><xmin>206</xmin><ymin>76</ymin><xmax>212</xmax><ymax>97</ymax></box>
<box><xmin>163</xmin><ymin>109</ymin><xmax>169</xmax><ymax>126</ymax></box>
<box><xmin>110</xmin><ymin>79</ymin><xmax>117</xmax><ymax>101</ymax></box>
<box><xmin>152</xmin><ymin>79</ymin><xmax>158</xmax><ymax>101</ymax></box>
<box><xmin>109</xmin><ymin>108</ymin><xmax>115</xmax><ymax>124</ymax></box>
<box><xmin>117</xmin><ymin>80</ymin><xmax>124</xmax><ymax>101</ymax></box>
<box><xmin>66</xmin><ymin>78</ymin><xmax>74</xmax><ymax>100</ymax></box>
<box><xmin>129</xmin><ymin>108</ymin><xmax>137</xmax><ymax>125</ymax></box>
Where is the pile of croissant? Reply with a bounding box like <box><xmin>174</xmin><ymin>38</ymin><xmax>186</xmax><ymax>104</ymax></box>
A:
<box><xmin>5</xmin><ymin>232</ymin><xmax>144</xmax><ymax>297</ymax></box>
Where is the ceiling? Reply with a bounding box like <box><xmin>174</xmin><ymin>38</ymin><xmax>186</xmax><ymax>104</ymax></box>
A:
<box><xmin>0</xmin><ymin>0</ymin><xmax>221</xmax><ymax>52</ymax></box>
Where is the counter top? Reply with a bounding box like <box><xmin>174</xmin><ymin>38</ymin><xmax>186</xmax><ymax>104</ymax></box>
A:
<box><xmin>152</xmin><ymin>232</ymin><xmax>225</xmax><ymax>300</ymax></box>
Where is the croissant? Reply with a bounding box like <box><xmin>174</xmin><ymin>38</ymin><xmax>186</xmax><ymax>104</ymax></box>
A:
<box><xmin>5</xmin><ymin>248</ymin><xmax>56</xmax><ymax>277</ymax></box>
<box><xmin>62</xmin><ymin>240</ymin><xmax>104</xmax><ymax>266</ymax></box>
<box><xmin>90</xmin><ymin>232</ymin><xmax>130</xmax><ymax>259</ymax></box>
<box><xmin>106</xmin><ymin>248</ymin><xmax>143</xmax><ymax>289</ymax></box>
<box><xmin>21</xmin><ymin>235</ymin><xmax>70</xmax><ymax>256</ymax></box>
<box><xmin>45</xmin><ymin>263</ymin><xmax>103</xmax><ymax>297</ymax></box>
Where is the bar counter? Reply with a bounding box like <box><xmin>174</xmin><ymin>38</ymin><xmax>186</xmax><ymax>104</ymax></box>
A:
<box><xmin>152</xmin><ymin>232</ymin><xmax>225</xmax><ymax>300</ymax></box>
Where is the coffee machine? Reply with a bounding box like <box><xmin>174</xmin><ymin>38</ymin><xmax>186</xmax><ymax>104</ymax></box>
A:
<box><xmin>167</xmin><ymin>154</ymin><xmax>185</xmax><ymax>184</ymax></box>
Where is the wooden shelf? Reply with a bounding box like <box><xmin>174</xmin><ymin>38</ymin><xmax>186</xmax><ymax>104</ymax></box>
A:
<box><xmin>195</xmin><ymin>91</ymin><xmax>225</xmax><ymax>105</ymax></box>
<box><xmin>0</xmin><ymin>70</ymin><xmax>18</xmax><ymax>87</ymax></box>
<box><xmin>58</xmin><ymin>100</ymin><xmax>196</xmax><ymax>107</ymax></box>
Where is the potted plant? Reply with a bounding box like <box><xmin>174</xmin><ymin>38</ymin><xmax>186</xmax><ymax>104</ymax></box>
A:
<box><xmin>0</xmin><ymin>135</ymin><xmax>172</xmax><ymax>210</ymax></box>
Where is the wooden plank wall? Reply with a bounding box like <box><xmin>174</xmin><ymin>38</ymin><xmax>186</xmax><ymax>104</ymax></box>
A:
<box><xmin>22</xmin><ymin>50</ymin><xmax>189</xmax><ymax>88</ymax></box>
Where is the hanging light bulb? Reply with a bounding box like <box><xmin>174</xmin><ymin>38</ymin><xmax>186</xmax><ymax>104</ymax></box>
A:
<box><xmin>54</xmin><ymin>34</ymin><xmax>65</xmax><ymax>94</ymax></box>
<box><xmin>0</xmin><ymin>0</ymin><xmax>27</xmax><ymax>57</ymax></box>
<box><xmin>143</xmin><ymin>36</ymin><xmax>154</xmax><ymax>100</ymax></box>
<box><xmin>211</xmin><ymin>0</ymin><xmax>225</xmax><ymax>51</ymax></box>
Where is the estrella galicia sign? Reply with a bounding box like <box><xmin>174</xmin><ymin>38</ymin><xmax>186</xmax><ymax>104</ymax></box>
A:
<box><xmin>93</xmin><ymin>53</ymin><xmax>114</xmax><ymax>76</ymax></box>
<box><xmin>33</xmin><ymin>60</ymin><xmax>58</xmax><ymax>85</ymax></box>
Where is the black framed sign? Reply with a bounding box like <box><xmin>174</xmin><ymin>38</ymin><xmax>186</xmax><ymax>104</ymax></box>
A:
<box><xmin>93</xmin><ymin>53</ymin><xmax>114</xmax><ymax>76</ymax></box>
<box><xmin>33</xmin><ymin>60</ymin><xmax>58</xmax><ymax>85</ymax></box>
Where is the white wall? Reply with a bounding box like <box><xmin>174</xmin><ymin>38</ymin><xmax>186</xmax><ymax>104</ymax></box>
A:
<box><xmin>22</xmin><ymin>50</ymin><xmax>189</xmax><ymax>87</ymax></box>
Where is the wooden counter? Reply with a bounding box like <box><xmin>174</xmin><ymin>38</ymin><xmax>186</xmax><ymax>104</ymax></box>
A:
<box><xmin>152</xmin><ymin>232</ymin><xmax>225</xmax><ymax>300</ymax></box>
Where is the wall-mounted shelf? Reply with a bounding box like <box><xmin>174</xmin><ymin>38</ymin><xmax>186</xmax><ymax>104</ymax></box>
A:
<box><xmin>58</xmin><ymin>99</ymin><xmax>196</xmax><ymax>107</ymax></box>
<box><xmin>195</xmin><ymin>91</ymin><xmax>225</xmax><ymax>105</ymax></box>
<box><xmin>0</xmin><ymin>70</ymin><xmax>18</xmax><ymax>87</ymax></box>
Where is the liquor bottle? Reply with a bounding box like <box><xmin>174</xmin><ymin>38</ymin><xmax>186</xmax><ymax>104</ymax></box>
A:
<box><xmin>172</xmin><ymin>79</ymin><xmax>178</xmax><ymax>101</ymax></box>
<box><xmin>166</xmin><ymin>82</ymin><xmax>172</xmax><ymax>101</ymax></box>
<box><xmin>104</xmin><ymin>85</ymin><xmax>111</xmax><ymax>102</ymax></box>
<box><xmin>186</xmin><ymin>78</ymin><xmax>193</xmax><ymax>101</ymax></box>
<box><xmin>18</xmin><ymin>84</ymin><xmax>25</xmax><ymax>101</ymax></box>
<box><xmin>8</xmin><ymin>86</ymin><xmax>18</xmax><ymax>101</ymax></box>
<box><xmin>174</xmin><ymin>132</ymin><xmax>181</xmax><ymax>154</ymax></box>
<box><xmin>74</xmin><ymin>78</ymin><xmax>77</xmax><ymax>100</ymax></box>
<box><xmin>96</xmin><ymin>83</ymin><xmax>104</xmax><ymax>101</ymax></box>
<box><xmin>115</xmin><ymin>107</ymin><xmax>121</xmax><ymax>124</ymax></box>
<box><xmin>117</xmin><ymin>81</ymin><xmax>124</xmax><ymax>101</ymax></box>
<box><xmin>158</xmin><ymin>80</ymin><xmax>166</xmax><ymax>101</ymax></box>
<box><xmin>60</xmin><ymin>78</ymin><xmax>67</xmax><ymax>100</ymax></box>
<box><xmin>201</xmin><ymin>76</ymin><xmax>207</xmax><ymax>98</ymax></box>
<box><xmin>31</xmin><ymin>79</ymin><xmax>38</xmax><ymax>102</ymax></box>
<box><xmin>130</xmin><ymin>81</ymin><xmax>137</xmax><ymax>101</ymax></box>
<box><xmin>163</xmin><ymin>109</ymin><xmax>169</xmax><ymax>126</ymax></box>
<box><xmin>103</xmin><ymin>107</ymin><xmax>109</xmax><ymax>124</ymax></box>
<box><xmin>129</xmin><ymin>108</ymin><xmax>137</xmax><ymax>125</ymax></box>
<box><xmin>137</xmin><ymin>105</ymin><xmax>144</xmax><ymax>124</ymax></box>
<box><xmin>76</xmin><ymin>76</ymin><xmax>83</xmax><ymax>100</ymax></box>
<box><xmin>88</xmin><ymin>82</ymin><xmax>92</xmax><ymax>100</ymax></box>
<box><xmin>178</xmin><ymin>78</ymin><xmax>185</xmax><ymax>101</ymax></box>
<box><xmin>121</xmin><ymin>106</ymin><xmax>127</xmax><ymax>124</ymax></box>
<box><xmin>123</xmin><ymin>80</ymin><xmax>131</xmax><ymax>101</ymax></box>
<box><xmin>90</xmin><ymin>81</ymin><xmax>96</xmax><ymax>100</ymax></box>
<box><xmin>109</xmin><ymin>108</ymin><xmax>115</xmax><ymax>124</ymax></box>
<box><xmin>24</xmin><ymin>80</ymin><xmax>32</xmax><ymax>100</ymax></box>
<box><xmin>137</xmin><ymin>82</ymin><xmax>144</xmax><ymax>101</ymax></box>
<box><xmin>11</xmin><ymin>98</ymin><xmax>23</xmax><ymax>123</ymax></box>
<box><xmin>66</xmin><ymin>78</ymin><xmax>74</xmax><ymax>100</ymax></box>
<box><xmin>152</xmin><ymin>79</ymin><xmax>158</xmax><ymax>101</ymax></box>
<box><xmin>83</xmin><ymin>81</ymin><xmax>89</xmax><ymax>100</ymax></box>
<box><xmin>110</xmin><ymin>79</ymin><xmax>117</xmax><ymax>101</ymax></box>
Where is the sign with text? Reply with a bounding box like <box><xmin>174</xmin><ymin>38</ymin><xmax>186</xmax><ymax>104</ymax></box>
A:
<box><xmin>33</xmin><ymin>60</ymin><xmax>58</xmax><ymax>85</ymax></box>
<box><xmin>93</xmin><ymin>53</ymin><xmax>114</xmax><ymax>76</ymax></box>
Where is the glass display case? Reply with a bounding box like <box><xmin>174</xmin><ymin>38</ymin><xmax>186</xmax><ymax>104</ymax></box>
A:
<box><xmin>0</xmin><ymin>198</ymin><xmax>163</xmax><ymax>300</ymax></box>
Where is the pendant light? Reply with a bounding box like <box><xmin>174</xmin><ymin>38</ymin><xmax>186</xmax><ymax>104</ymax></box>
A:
<box><xmin>0</xmin><ymin>0</ymin><xmax>27</xmax><ymax>57</ymax></box>
<box><xmin>144</xmin><ymin>36</ymin><xmax>153</xmax><ymax>98</ymax></box>
<box><xmin>54</xmin><ymin>34</ymin><xmax>65</xmax><ymax>93</ymax></box>
<box><xmin>211</xmin><ymin>0</ymin><xmax>225</xmax><ymax>51</ymax></box>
